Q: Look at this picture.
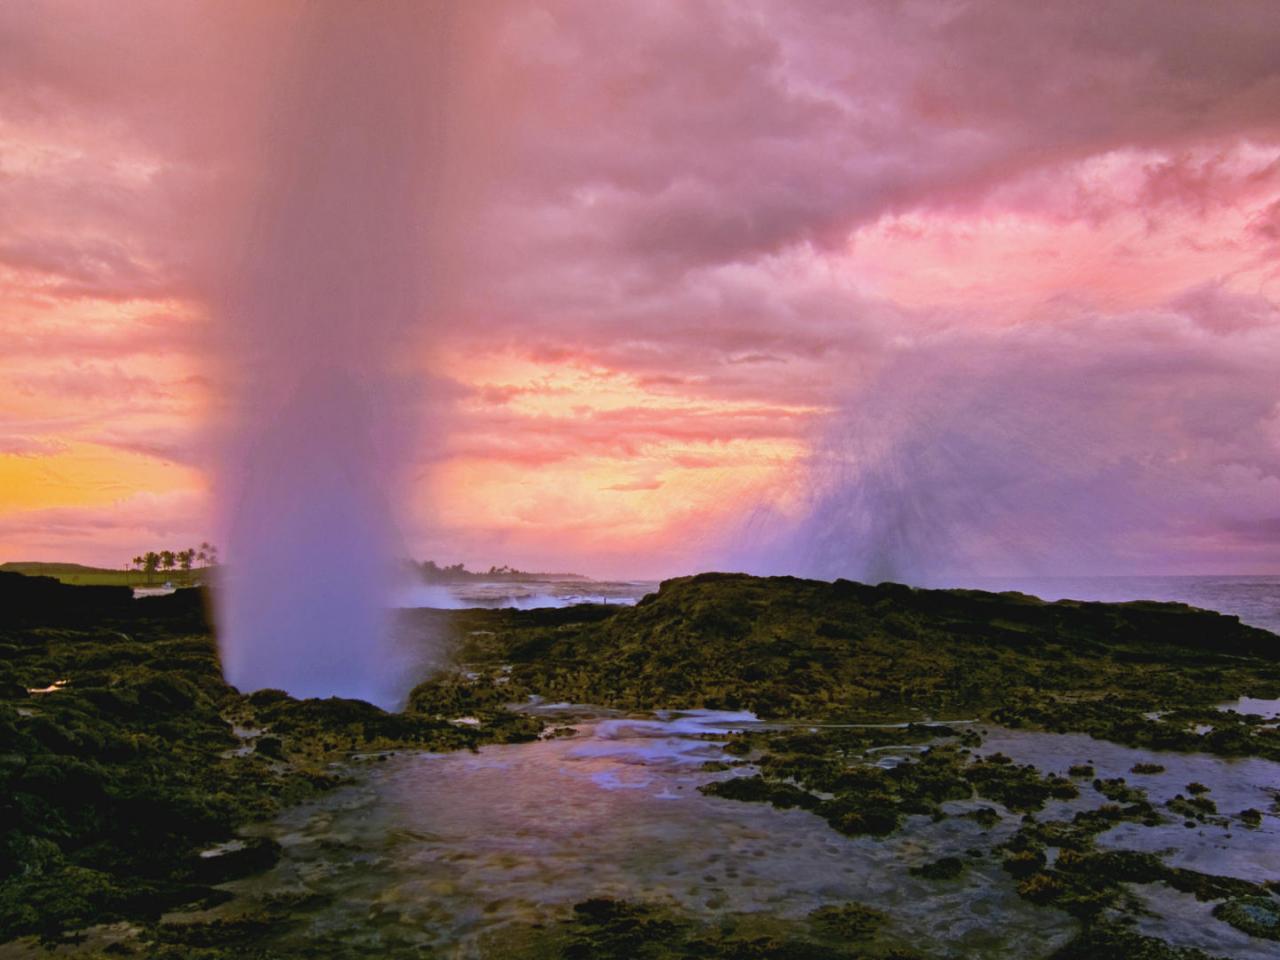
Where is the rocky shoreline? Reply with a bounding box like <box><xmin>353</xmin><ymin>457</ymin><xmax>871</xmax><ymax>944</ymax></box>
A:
<box><xmin>2</xmin><ymin>571</ymin><xmax>1278</xmax><ymax>957</ymax></box>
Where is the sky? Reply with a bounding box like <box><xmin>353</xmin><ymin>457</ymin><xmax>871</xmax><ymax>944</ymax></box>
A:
<box><xmin>2</xmin><ymin>0</ymin><xmax>1279</xmax><ymax>581</ymax></box>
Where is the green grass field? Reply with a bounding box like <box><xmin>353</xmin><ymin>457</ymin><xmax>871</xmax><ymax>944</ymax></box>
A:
<box><xmin>0</xmin><ymin>561</ymin><xmax>206</xmax><ymax>587</ymax></box>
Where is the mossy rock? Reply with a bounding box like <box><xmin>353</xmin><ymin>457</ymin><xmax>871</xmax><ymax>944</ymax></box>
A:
<box><xmin>1051</xmin><ymin>922</ymin><xmax>1233</xmax><ymax>959</ymax></box>
<box><xmin>255</xmin><ymin>735</ymin><xmax>285</xmax><ymax>759</ymax></box>
<box><xmin>910</xmin><ymin>856</ymin><xmax>965</xmax><ymax>881</ymax></box>
<box><xmin>1212</xmin><ymin>896</ymin><xmax>1280</xmax><ymax>940</ymax></box>
<box><xmin>0</xmin><ymin>865</ymin><xmax>125</xmax><ymax>939</ymax></box>
<box><xmin>1130</xmin><ymin>762</ymin><xmax>1166</xmax><ymax>775</ymax></box>
<box><xmin>1002</xmin><ymin>848</ymin><xmax>1047</xmax><ymax>879</ymax></box>
<box><xmin>488</xmin><ymin>897</ymin><xmax>887</xmax><ymax>960</ymax></box>
<box><xmin>807</xmin><ymin>902</ymin><xmax>887</xmax><ymax>939</ymax></box>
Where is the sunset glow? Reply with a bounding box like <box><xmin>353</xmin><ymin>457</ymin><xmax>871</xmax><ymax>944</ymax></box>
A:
<box><xmin>3</xmin><ymin>1</ymin><xmax>1279</xmax><ymax>579</ymax></box>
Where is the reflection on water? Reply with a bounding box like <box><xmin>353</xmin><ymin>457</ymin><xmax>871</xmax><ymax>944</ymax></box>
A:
<box><xmin>214</xmin><ymin>710</ymin><xmax>1280</xmax><ymax>959</ymax></box>
<box><xmin>968</xmin><ymin>727</ymin><xmax>1280</xmax><ymax>960</ymax></box>
<box><xmin>975</xmin><ymin>728</ymin><xmax>1280</xmax><ymax>881</ymax></box>
<box><xmin>226</xmin><ymin>710</ymin><xmax>1071</xmax><ymax>958</ymax></box>
<box><xmin>1217</xmin><ymin>697</ymin><xmax>1280</xmax><ymax>720</ymax></box>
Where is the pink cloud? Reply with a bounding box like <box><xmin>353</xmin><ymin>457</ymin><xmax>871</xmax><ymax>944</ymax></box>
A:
<box><xmin>0</xmin><ymin>436</ymin><xmax>69</xmax><ymax>457</ymax></box>
<box><xmin>2</xmin><ymin>1</ymin><xmax>1280</xmax><ymax>576</ymax></box>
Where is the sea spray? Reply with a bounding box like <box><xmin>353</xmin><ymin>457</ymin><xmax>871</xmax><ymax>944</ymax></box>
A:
<box><xmin>214</xmin><ymin>4</ymin><xmax>483</xmax><ymax>707</ymax></box>
<box><xmin>731</xmin><ymin>330</ymin><xmax>1178</xmax><ymax>585</ymax></box>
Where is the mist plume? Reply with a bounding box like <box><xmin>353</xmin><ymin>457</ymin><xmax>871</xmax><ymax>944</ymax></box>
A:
<box><xmin>215</xmin><ymin>4</ymin><xmax>481</xmax><ymax>708</ymax></box>
<box><xmin>737</xmin><ymin>316</ymin><xmax>1275</xmax><ymax>585</ymax></box>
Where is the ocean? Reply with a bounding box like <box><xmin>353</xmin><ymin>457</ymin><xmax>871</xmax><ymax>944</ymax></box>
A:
<box><xmin>392</xmin><ymin>573</ymin><xmax>1280</xmax><ymax>637</ymax></box>
<box><xmin>949</xmin><ymin>574</ymin><xmax>1280</xmax><ymax>636</ymax></box>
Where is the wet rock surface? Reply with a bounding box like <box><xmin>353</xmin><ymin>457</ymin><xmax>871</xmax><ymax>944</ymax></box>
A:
<box><xmin>2</xmin><ymin>571</ymin><xmax>1279</xmax><ymax>958</ymax></box>
<box><xmin>0</xmin><ymin>574</ymin><xmax>531</xmax><ymax>950</ymax></box>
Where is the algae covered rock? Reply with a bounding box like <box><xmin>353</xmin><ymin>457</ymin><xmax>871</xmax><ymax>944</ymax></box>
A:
<box><xmin>4</xmin><ymin>569</ymin><xmax>1279</xmax><ymax>956</ymax></box>
<box><xmin>0</xmin><ymin>575</ymin><xmax>539</xmax><ymax>945</ymax></box>
<box><xmin>451</xmin><ymin>573</ymin><xmax>1280</xmax><ymax>731</ymax></box>
<box><xmin>1050</xmin><ymin>922</ymin><xmax>1232</xmax><ymax>959</ymax></box>
<box><xmin>485</xmin><ymin>897</ymin><xmax>897</xmax><ymax>960</ymax></box>
<box><xmin>807</xmin><ymin>901</ymin><xmax>888</xmax><ymax>939</ymax></box>
<box><xmin>1212</xmin><ymin>895</ymin><xmax>1280</xmax><ymax>940</ymax></box>
<box><xmin>910</xmin><ymin>856</ymin><xmax>966</xmax><ymax>881</ymax></box>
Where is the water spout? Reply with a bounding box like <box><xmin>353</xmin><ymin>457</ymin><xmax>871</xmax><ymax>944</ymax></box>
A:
<box><xmin>215</xmin><ymin>3</ymin><xmax>475</xmax><ymax>707</ymax></box>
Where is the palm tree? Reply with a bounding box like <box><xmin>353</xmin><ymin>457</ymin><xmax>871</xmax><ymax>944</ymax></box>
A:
<box><xmin>178</xmin><ymin>548</ymin><xmax>194</xmax><ymax>586</ymax></box>
<box><xmin>143</xmin><ymin>552</ymin><xmax>161</xmax><ymax>586</ymax></box>
<box><xmin>160</xmin><ymin>551</ymin><xmax>176</xmax><ymax>582</ymax></box>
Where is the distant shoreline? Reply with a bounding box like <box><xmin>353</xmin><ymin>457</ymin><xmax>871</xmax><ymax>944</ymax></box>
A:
<box><xmin>0</xmin><ymin>561</ymin><xmax>208</xmax><ymax>588</ymax></box>
<box><xmin>0</xmin><ymin>560</ymin><xmax>599</xmax><ymax>589</ymax></box>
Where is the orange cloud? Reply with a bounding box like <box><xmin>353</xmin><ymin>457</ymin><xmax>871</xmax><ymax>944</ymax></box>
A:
<box><xmin>3</xmin><ymin>2</ymin><xmax>1280</xmax><ymax>578</ymax></box>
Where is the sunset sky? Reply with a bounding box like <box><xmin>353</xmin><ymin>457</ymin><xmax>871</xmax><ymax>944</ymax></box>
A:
<box><xmin>3</xmin><ymin>1</ymin><xmax>1280</xmax><ymax>580</ymax></box>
